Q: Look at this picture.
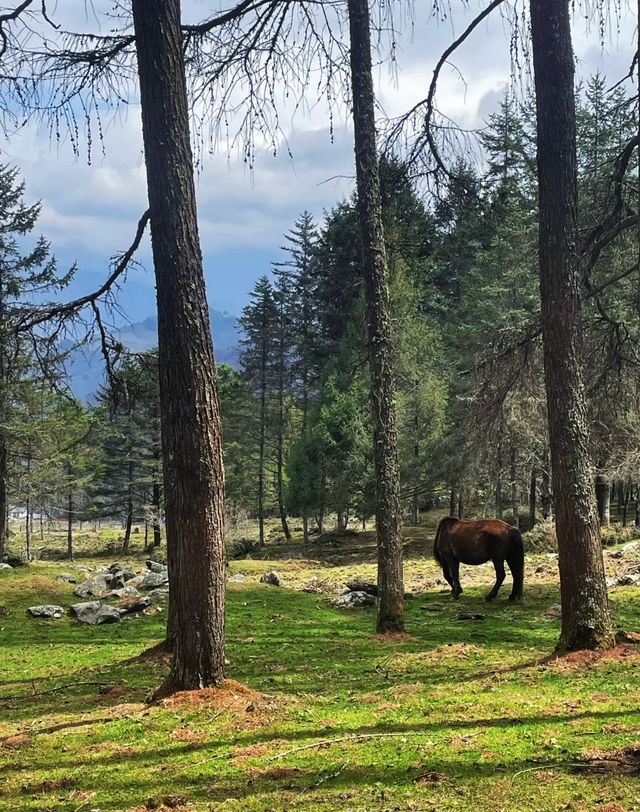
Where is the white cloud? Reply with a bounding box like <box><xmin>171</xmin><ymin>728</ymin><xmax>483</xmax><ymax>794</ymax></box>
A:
<box><xmin>1</xmin><ymin>0</ymin><xmax>635</xmax><ymax>317</ymax></box>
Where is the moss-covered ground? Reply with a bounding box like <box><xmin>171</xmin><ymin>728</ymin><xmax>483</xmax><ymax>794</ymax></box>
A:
<box><xmin>1</xmin><ymin>524</ymin><xmax>639</xmax><ymax>811</ymax></box>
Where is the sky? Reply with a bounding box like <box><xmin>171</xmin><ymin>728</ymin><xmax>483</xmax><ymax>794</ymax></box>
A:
<box><xmin>1</xmin><ymin>0</ymin><xmax>637</xmax><ymax>324</ymax></box>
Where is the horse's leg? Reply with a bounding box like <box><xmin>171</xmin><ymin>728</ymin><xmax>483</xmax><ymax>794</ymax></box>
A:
<box><xmin>441</xmin><ymin>562</ymin><xmax>454</xmax><ymax>590</ymax></box>
<box><xmin>486</xmin><ymin>558</ymin><xmax>506</xmax><ymax>601</ymax></box>
<box><xmin>449</xmin><ymin>557</ymin><xmax>462</xmax><ymax>599</ymax></box>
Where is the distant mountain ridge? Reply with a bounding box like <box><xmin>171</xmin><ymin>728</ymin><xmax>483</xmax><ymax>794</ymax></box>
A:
<box><xmin>69</xmin><ymin>309</ymin><xmax>241</xmax><ymax>401</ymax></box>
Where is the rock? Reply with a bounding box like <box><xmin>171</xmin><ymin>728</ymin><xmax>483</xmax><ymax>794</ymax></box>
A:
<box><xmin>457</xmin><ymin>612</ymin><xmax>485</xmax><ymax>621</ymax></box>
<box><xmin>147</xmin><ymin>587</ymin><xmax>170</xmax><ymax>603</ymax></box>
<box><xmin>104</xmin><ymin>585</ymin><xmax>141</xmax><ymax>600</ymax></box>
<box><xmin>608</xmin><ymin>550</ymin><xmax>623</xmax><ymax>559</ymax></box>
<box><xmin>0</xmin><ymin>563</ymin><xmax>13</xmax><ymax>570</ymax></box>
<box><xmin>227</xmin><ymin>573</ymin><xmax>246</xmax><ymax>583</ymax></box>
<box><xmin>260</xmin><ymin>570</ymin><xmax>281</xmax><ymax>587</ymax></box>
<box><xmin>117</xmin><ymin>595</ymin><xmax>152</xmax><ymax>615</ymax></box>
<box><xmin>70</xmin><ymin>601</ymin><xmax>121</xmax><ymax>625</ymax></box>
<box><xmin>345</xmin><ymin>579</ymin><xmax>377</xmax><ymax>596</ymax></box>
<box><xmin>140</xmin><ymin>570</ymin><xmax>169</xmax><ymax>590</ymax></box>
<box><xmin>330</xmin><ymin>591</ymin><xmax>375</xmax><ymax>608</ymax></box>
<box><xmin>617</xmin><ymin>573</ymin><xmax>640</xmax><ymax>587</ymax></box>
<box><xmin>74</xmin><ymin>576</ymin><xmax>109</xmax><ymax>599</ymax></box>
<box><xmin>606</xmin><ymin>576</ymin><xmax>618</xmax><ymax>589</ymax></box>
<box><xmin>120</xmin><ymin>568</ymin><xmax>137</xmax><ymax>582</ymax></box>
<box><xmin>125</xmin><ymin>575</ymin><xmax>145</xmax><ymax>588</ymax></box>
<box><xmin>622</xmin><ymin>541</ymin><xmax>640</xmax><ymax>553</ymax></box>
<box><xmin>57</xmin><ymin>572</ymin><xmax>77</xmax><ymax>584</ymax></box>
<box><xmin>230</xmin><ymin>539</ymin><xmax>255</xmax><ymax>559</ymax></box>
<box><xmin>145</xmin><ymin>560</ymin><xmax>167</xmax><ymax>573</ymax></box>
<box><xmin>534</xmin><ymin>565</ymin><xmax>545</xmax><ymax>574</ymax></box>
<box><xmin>544</xmin><ymin>604</ymin><xmax>562</xmax><ymax>618</ymax></box>
<box><xmin>27</xmin><ymin>604</ymin><xmax>64</xmax><ymax>619</ymax></box>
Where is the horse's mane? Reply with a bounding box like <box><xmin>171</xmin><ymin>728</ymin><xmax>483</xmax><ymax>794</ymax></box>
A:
<box><xmin>432</xmin><ymin>515</ymin><xmax>457</xmax><ymax>561</ymax></box>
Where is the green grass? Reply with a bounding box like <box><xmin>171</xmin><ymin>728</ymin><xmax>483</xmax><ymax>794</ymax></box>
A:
<box><xmin>1</xmin><ymin>538</ymin><xmax>640</xmax><ymax>811</ymax></box>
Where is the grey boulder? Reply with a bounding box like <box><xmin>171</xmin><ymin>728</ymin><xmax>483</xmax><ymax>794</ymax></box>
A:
<box><xmin>228</xmin><ymin>573</ymin><xmax>246</xmax><ymax>583</ymax></box>
<box><xmin>140</xmin><ymin>570</ymin><xmax>169</xmax><ymax>590</ymax></box>
<box><xmin>74</xmin><ymin>576</ymin><xmax>109</xmax><ymax>599</ymax></box>
<box><xmin>617</xmin><ymin>573</ymin><xmax>640</xmax><ymax>587</ymax></box>
<box><xmin>27</xmin><ymin>604</ymin><xmax>64</xmax><ymax>619</ymax></box>
<box><xmin>104</xmin><ymin>585</ymin><xmax>141</xmax><ymax>600</ymax></box>
<box><xmin>145</xmin><ymin>560</ymin><xmax>167</xmax><ymax>573</ymax></box>
<box><xmin>0</xmin><ymin>563</ymin><xmax>13</xmax><ymax>570</ymax></box>
<box><xmin>331</xmin><ymin>591</ymin><xmax>375</xmax><ymax>608</ymax></box>
<box><xmin>70</xmin><ymin>601</ymin><xmax>121</xmax><ymax>625</ymax></box>
<box><xmin>57</xmin><ymin>572</ymin><xmax>78</xmax><ymax>584</ymax></box>
<box><xmin>260</xmin><ymin>570</ymin><xmax>281</xmax><ymax>587</ymax></box>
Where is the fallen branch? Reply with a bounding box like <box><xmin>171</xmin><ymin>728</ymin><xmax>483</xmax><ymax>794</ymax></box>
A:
<box><xmin>0</xmin><ymin>680</ymin><xmax>113</xmax><ymax>704</ymax></box>
<box><xmin>269</xmin><ymin>731</ymin><xmax>422</xmax><ymax>760</ymax></box>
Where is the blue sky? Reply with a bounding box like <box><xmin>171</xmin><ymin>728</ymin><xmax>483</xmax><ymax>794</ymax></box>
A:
<box><xmin>3</xmin><ymin>1</ymin><xmax>636</xmax><ymax>324</ymax></box>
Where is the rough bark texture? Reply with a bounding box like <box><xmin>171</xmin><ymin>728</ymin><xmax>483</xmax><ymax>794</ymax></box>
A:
<box><xmin>132</xmin><ymin>0</ymin><xmax>226</xmax><ymax>689</ymax></box>
<box><xmin>541</xmin><ymin>449</ymin><xmax>553</xmax><ymax>520</ymax></box>
<box><xmin>510</xmin><ymin>445</ymin><xmax>519</xmax><ymax>528</ymax></box>
<box><xmin>529</xmin><ymin>467</ymin><xmax>537</xmax><ymax>528</ymax></box>
<box><xmin>348</xmin><ymin>0</ymin><xmax>404</xmax><ymax>633</ymax></box>
<box><xmin>595</xmin><ymin>474</ymin><xmax>611</xmax><ymax>526</ymax></box>
<box><xmin>66</xmin><ymin>489</ymin><xmax>73</xmax><ymax>561</ymax></box>
<box><xmin>530</xmin><ymin>0</ymin><xmax>614</xmax><ymax>650</ymax></box>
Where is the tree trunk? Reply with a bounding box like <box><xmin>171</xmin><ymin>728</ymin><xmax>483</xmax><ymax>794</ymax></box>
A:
<box><xmin>495</xmin><ymin>440</ymin><xmax>503</xmax><ymax>518</ymax></box>
<box><xmin>457</xmin><ymin>490</ymin><xmax>465</xmax><ymax>520</ymax></box>
<box><xmin>0</xmin><ymin>440</ymin><xmax>6</xmax><ymax>561</ymax></box>
<box><xmin>449</xmin><ymin>487</ymin><xmax>458</xmax><ymax>518</ymax></box>
<box><xmin>153</xmin><ymin>481</ymin><xmax>162</xmax><ymax>548</ymax></box>
<box><xmin>595</xmin><ymin>473</ymin><xmax>611</xmax><ymax>527</ymax></box>
<box><xmin>622</xmin><ymin>481</ymin><xmax>630</xmax><ymax>527</ymax></box>
<box><xmin>122</xmin><ymin>459</ymin><xmax>134</xmax><ymax>554</ymax></box>
<box><xmin>276</xmin><ymin>312</ymin><xmax>291</xmax><ymax>541</ymax></box>
<box><xmin>529</xmin><ymin>466</ymin><xmax>537</xmax><ymax>528</ymax></box>
<box><xmin>132</xmin><ymin>0</ymin><xmax>226</xmax><ymax>689</ymax></box>
<box><xmin>530</xmin><ymin>0</ymin><xmax>614</xmax><ymax>650</ymax></box>
<box><xmin>510</xmin><ymin>445</ymin><xmax>519</xmax><ymax>528</ymax></box>
<box><xmin>541</xmin><ymin>449</ymin><xmax>553</xmax><ymax>520</ymax></box>
<box><xmin>67</xmin><ymin>490</ymin><xmax>73</xmax><ymax>561</ymax></box>
<box><xmin>348</xmin><ymin>0</ymin><xmax>404</xmax><ymax>633</ymax></box>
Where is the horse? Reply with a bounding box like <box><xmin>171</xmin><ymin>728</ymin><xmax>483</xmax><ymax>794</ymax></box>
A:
<box><xmin>432</xmin><ymin>516</ymin><xmax>524</xmax><ymax>602</ymax></box>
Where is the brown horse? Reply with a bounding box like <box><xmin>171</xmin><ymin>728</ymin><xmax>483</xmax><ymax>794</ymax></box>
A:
<box><xmin>433</xmin><ymin>517</ymin><xmax>524</xmax><ymax>602</ymax></box>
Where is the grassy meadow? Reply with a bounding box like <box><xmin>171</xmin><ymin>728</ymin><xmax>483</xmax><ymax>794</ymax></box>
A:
<box><xmin>0</xmin><ymin>519</ymin><xmax>639</xmax><ymax>811</ymax></box>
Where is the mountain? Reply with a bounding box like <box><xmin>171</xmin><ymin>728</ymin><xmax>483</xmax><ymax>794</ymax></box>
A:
<box><xmin>68</xmin><ymin>309</ymin><xmax>241</xmax><ymax>401</ymax></box>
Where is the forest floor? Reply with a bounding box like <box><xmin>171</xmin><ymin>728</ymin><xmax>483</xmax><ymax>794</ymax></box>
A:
<box><xmin>1</xmin><ymin>525</ymin><xmax>640</xmax><ymax>811</ymax></box>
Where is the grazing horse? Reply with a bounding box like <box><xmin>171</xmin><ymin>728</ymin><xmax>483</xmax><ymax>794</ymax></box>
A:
<box><xmin>433</xmin><ymin>517</ymin><xmax>524</xmax><ymax>602</ymax></box>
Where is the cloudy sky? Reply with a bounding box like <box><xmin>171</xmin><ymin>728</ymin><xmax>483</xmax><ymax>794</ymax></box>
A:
<box><xmin>2</xmin><ymin>0</ymin><xmax>637</xmax><ymax>323</ymax></box>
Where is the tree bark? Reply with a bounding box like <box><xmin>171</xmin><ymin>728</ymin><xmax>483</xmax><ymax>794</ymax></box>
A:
<box><xmin>510</xmin><ymin>444</ymin><xmax>519</xmax><ymax>528</ymax></box>
<box><xmin>457</xmin><ymin>490</ymin><xmax>465</xmax><ymax>520</ymax></box>
<box><xmin>529</xmin><ymin>466</ymin><xmax>537</xmax><ymax>528</ymax></box>
<box><xmin>152</xmin><ymin>480</ymin><xmax>162</xmax><ymax>548</ymax></box>
<box><xmin>541</xmin><ymin>449</ymin><xmax>553</xmax><ymax>520</ymax></box>
<box><xmin>449</xmin><ymin>487</ymin><xmax>458</xmax><ymax>518</ymax></box>
<box><xmin>67</xmin><ymin>489</ymin><xmax>73</xmax><ymax>561</ymax></box>
<box><xmin>595</xmin><ymin>473</ymin><xmax>611</xmax><ymax>527</ymax></box>
<box><xmin>122</xmin><ymin>458</ymin><xmax>134</xmax><ymax>554</ymax></box>
<box><xmin>530</xmin><ymin>0</ymin><xmax>614</xmax><ymax>650</ymax></box>
<box><xmin>348</xmin><ymin>0</ymin><xmax>404</xmax><ymax>633</ymax></box>
<box><xmin>132</xmin><ymin>0</ymin><xmax>226</xmax><ymax>689</ymax></box>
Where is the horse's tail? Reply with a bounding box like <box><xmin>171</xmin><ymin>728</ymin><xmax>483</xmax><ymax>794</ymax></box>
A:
<box><xmin>507</xmin><ymin>527</ymin><xmax>525</xmax><ymax>600</ymax></box>
<box><xmin>433</xmin><ymin>516</ymin><xmax>456</xmax><ymax>565</ymax></box>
